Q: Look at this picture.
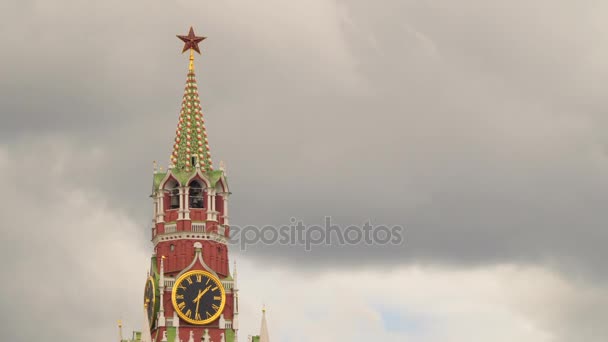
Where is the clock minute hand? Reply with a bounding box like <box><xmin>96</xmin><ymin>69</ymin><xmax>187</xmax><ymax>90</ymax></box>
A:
<box><xmin>194</xmin><ymin>289</ymin><xmax>202</xmax><ymax>319</ymax></box>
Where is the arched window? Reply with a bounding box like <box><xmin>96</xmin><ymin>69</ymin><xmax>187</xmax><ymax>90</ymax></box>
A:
<box><xmin>189</xmin><ymin>180</ymin><xmax>205</xmax><ymax>209</ymax></box>
<box><xmin>165</xmin><ymin>179</ymin><xmax>180</xmax><ymax>209</ymax></box>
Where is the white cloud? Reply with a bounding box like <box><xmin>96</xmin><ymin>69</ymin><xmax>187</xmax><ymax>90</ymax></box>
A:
<box><xmin>236</xmin><ymin>260</ymin><xmax>606</xmax><ymax>342</ymax></box>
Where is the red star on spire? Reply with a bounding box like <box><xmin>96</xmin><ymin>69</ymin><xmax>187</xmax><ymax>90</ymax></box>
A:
<box><xmin>177</xmin><ymin>27</ymin><xmax>206</xmax><ymax>54</ymax></box>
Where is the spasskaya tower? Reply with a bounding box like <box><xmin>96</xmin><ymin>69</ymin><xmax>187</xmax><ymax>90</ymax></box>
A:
<box><xmin>142</xmin><ymin>27</ymin><xmax>238</xmax><ymax>342</ymax></box>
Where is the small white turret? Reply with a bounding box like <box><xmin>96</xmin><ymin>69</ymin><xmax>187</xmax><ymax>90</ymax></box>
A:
<box><xmin>233</xmin><ymin>260</ymin><xmax>239</xmax><ymax>342</ymax></box>
<box><xmin>158</xmin><ymin>256</ymin><xmax>166</xmax><ymax>327</ymax></box>
<box><xmin>259</xmin><ymin>306</ymin><xmax>270</xmax><ymax>342</ymax></box>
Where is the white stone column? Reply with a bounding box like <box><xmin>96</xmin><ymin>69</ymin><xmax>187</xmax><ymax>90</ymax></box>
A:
<box><xmin>158</xmin><ymin>256</ymin><xmax>166</xmax><ymax>327</ymax></box>
<box><xmin>157</xmin><ymin>192</ymin><xmax>165</xmax><ymax>223</ymax></box>
<box><xmin>178</xmin><ymin>187</ymin><xmax>185</xmax><ymax>220</ymax></box>
<box><xmin>222</xmin><ymin>194</ymin><xmax>229</xmax><ymax>225</ymax></box>
<box><xmin>173</xmin><ymin>311</ymin><xmax>180</xmax><ymax>341</ymax></box>
<box><xmin>206</xmin><ymin>188</ymin><xmax>216</xmax><ymax>221</ymax></box>
<box><xmin>184</xmin><ymin>186</ymin><xmax>191</xmax><ymax>220</ymax></box>
<box><xmin>153</xmin><ymin>196</ymin><xmax>158</xmax><ymax>222</ymax></box>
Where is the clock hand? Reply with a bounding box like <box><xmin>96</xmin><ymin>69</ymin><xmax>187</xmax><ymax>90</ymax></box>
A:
<box><xmin>192</xmin><ymin>286</ymin><xmax>211</xmax><ymax>320</ymax></box>
<box><xmin>192</xmin><ymin>289</ymin><xmax>202</xmax><ymax>303</ymax></box>
<box><xmin>195</xmin><ymin>292</ymin><xmax>201</xmax><ymax>318</ymax></box>
<box><xmin>192</xmin><ymin>286</ymin><xmax>211</xmax><ymax>303</ymax></box>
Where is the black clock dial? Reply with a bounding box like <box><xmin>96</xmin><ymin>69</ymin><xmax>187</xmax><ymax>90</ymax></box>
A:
<box><xmin>171</xmin><ymin>270</ymin><xmax>226</xmax><ymax>325</ymax></box>
<box><xmin>143</xmin><ymin>276</ymin><xmax>156</xmax><ymax>327</ymax></box>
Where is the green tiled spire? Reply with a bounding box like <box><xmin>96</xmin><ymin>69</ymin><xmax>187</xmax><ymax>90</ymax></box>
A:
<box><xmin>170</xmin><ymin>52</ymin><xmax>213</xmax><ymax>172</ymax></box>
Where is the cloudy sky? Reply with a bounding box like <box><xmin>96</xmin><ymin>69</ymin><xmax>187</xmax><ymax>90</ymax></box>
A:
<box><xmin>1</xmin><ymin>0</ymin><xmax>607</xmax><ymax>341</ymax></box>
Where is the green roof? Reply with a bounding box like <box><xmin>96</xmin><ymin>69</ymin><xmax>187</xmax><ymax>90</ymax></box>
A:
<box><xmin>152</xmin><ymin>169</ymin><xmax>225</xmax><ymax>191</ymax></box>
<box><xmin>169</xmin><ymin>69</ymin><xmax>214</xmax><ymax>172</ymax></box>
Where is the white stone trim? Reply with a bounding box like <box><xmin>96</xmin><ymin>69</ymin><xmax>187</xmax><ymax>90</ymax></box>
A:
<box><xmin>164</xmin><ymin>223</ymin><xmax>177</xmax><ymax>234</ymax></box>
<box><xmin>158</xmin><ymin>172</ymin><xmax>177</xmax><ymax>191</ymax></box>
<box><xmin>185</xmin><ymin>170</ymin><xmax>211</xmax><ymax>188</ymax></box>
<box><xmin>221</xmin><ymin>279</ymin><xmax>234</xmax><ymax>291</ymax></box>
<box><xmin>163</xmin><ymin>278</ymin><xmax>175</xmax><ymax>289</ymax></box>
<box><xmin>192</xmin><ymin>222</ymin><xmax>206</xmax><ymax>233</ymax></box>
<box><xmin>152</xmin><ymin>231</ymin><xmax>227</xmax><ymax>246</ymax></box>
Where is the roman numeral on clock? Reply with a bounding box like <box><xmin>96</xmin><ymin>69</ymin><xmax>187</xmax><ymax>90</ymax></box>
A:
<box><xmin>176</xmin><ymin>294</ymin><xmax>184</xmax><ymax>299</ymax></box>
<box><xmin>211</xmin><ymin>304</ymin><xmax>219</xmax><ymax>311</ymax></box>
<box><xmin>213</xmin><ymin>296</ymin><xmax>221</xmax><ymax>300</ymax></box>
<box><xmin>177</xmin><ymin>302</ymin><xmax>186</xmax><ymax>310</ymax></box>
<box><xmin>195</xmin><ymin>312</ymin><xmax>202</xmax><ymax>320</ymax></box>
<box><xmin>185</xmin><ymin>309</ymin><xmax>192</xmax><ymax>318</ymax></box>
<box><xmin>196</xmin><ymin>274</ymin><xmax>202</xmax><ymax>282</ymax></box>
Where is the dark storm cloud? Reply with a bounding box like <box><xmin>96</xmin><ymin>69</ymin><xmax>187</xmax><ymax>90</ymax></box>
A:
<box><xmin>1</xmin><ymin>0</ymin><xmax>607</xmax><ymax>278</ymax></box>
<box><xmin>2</xmin><ymin>1</ymin><xmax>608</xmax><ymax>341</ymax></box>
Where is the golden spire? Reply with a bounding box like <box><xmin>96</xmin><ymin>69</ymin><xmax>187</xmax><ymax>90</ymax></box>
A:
<box><xmin>189</xmin><ymin>49</ymin><xmax>195</xmax><ymax>71</ymax></box>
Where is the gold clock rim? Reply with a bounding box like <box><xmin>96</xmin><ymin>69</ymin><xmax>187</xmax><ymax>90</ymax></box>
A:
<box><xmin>171</xmin><ymin>270</ymin><xmax>227</xmax><ymax>325</ymax></box>
<box><xmin>144</xmin><ymin>275</ymin><xmax>156</xmax><ymax>326</ymax></box>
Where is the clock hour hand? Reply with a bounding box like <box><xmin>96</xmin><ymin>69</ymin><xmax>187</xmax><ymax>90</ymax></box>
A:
<box><xmin>193</xmin><ymin>285</ymin><xmax>211</xmax><ymax>303</ymax></box>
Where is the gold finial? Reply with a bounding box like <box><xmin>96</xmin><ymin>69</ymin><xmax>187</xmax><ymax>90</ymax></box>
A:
<box><xmin>262</xmin><ymin>304</ymin><xmax>266</xmax><ymax>313</ymax></box>
<box><xmin>189</xmin><ymin>49</ymin><xmax>195</xmax><ymax>71</ymax></box>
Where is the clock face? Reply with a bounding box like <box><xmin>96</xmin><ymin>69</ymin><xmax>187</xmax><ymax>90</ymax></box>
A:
<box><xmin>171</xmin><ymin>270</ymin><xmax>226</xmax><ymax>325</ymax></box>
<box><xmin>143</xmin><ymin>276</ymin><xmax>156</xmax><ymax>327</ymax></box>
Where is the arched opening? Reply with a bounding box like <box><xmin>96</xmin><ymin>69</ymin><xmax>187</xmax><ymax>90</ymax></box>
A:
<box><xmin>215</xmin><ymin>181</ymin><xmax>226</xmax><ymax>221</ymax></box>
<box><xmin>165</xmin><ymin>179</ymin><xmax>180</xmax><ymax>210</ymax></box>
<box><xmin>189</xmin><ymin>180</ymin><xmax>205</xmax><ymax>209</ymax></box>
